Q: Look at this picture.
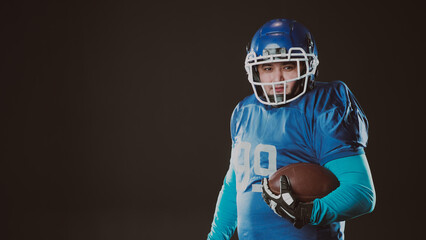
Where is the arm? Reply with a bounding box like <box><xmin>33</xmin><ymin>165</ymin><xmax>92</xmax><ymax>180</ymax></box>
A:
<box><xmin>207</xmin><ymin>166</ymin><xmax>238</xmax><ymax>240</ymax></box>
<box><xmin>311</xmin><ymin>83</ymin><xmax>374</xmax><ymax>224</ymax></box>
<box><xmin>310</xmin><ymin>154</ymin><xmax>376</xmax><ymax>225</ymax></box>
<box><xmin>261</xmin><ymin>154</ymin><xmax>375</xmax><ymax>228</ymax></box>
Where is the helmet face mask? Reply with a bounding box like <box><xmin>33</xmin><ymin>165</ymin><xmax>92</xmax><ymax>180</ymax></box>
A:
<box><xmin>245</xmin><ymin>19</ymin><xmax>319</xmax><ymax>106</ymax></box>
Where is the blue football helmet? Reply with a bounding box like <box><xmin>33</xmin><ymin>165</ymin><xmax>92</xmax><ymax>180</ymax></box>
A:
<box><xmin>245</xmin><ymin>19</ymin><xmax>319</xmax><ymax>105</ymax></box>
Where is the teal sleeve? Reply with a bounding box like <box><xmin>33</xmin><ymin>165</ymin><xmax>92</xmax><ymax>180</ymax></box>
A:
<box><xmin>207</xmin><ymin>166</ymin><xmax>238</xmax><ymax>240</ymax></box>
<box><xmin>310</xmin><ymin>154</ymin><xmax>376</xmax><ymax>225</ymax></box>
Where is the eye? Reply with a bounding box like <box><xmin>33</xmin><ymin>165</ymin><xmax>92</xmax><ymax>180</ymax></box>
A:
<box><xmin>261</xmin><ymin>66</ymin><xmax>272</xmax><ymax>71</ymax></box>
<box><xmin>282</xmin><ymin>64</ymin><xmax>296</xmax><ymax>71</ymax></box>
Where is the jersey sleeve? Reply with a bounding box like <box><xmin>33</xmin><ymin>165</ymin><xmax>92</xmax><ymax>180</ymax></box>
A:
<box><xmin>230</xmin><ymin>102</ymin><xmax>242</xmax><ymax>142</ymax></box>
<box><xmin>313</xmin><ymin>82</ymin><xmax>369</xmax><ymax>165</ymax></box>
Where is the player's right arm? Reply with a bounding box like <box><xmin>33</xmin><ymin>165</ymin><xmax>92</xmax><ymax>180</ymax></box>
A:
<box><xmin>207</xmin><ymin>165</ymin><xmax>238</xmax><ymax>240</ymax></box>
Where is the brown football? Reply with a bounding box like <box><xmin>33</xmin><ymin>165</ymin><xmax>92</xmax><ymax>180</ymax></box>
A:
<box><xmin>268</xmin><ymin>163</ymin><xmax>340</xmax><ymax>202</ymax></box>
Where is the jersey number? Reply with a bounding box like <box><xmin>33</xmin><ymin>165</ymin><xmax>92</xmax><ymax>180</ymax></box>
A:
<box><xmin>232</xmin><ymin>142</ymin><xmax>277</xmax><ymax>192</ymax></box>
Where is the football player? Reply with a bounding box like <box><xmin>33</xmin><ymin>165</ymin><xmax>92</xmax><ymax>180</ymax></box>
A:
<box><xmin>207</xmin><ymin>19</ymin><xmax>376</xmax><ymax>240</ymax></box>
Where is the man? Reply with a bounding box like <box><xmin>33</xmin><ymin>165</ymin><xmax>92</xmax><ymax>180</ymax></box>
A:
<box><xmin>207</xmin><ymin>19</ymin><xmax>376</xmax><ymax>240</ymax></box>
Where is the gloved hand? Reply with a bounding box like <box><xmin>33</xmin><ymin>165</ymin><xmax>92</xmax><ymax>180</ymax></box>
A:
<box><xmin>261</xmin><ymin>175</ymin><xmax>313</xmax><ymax>229</ymax></box>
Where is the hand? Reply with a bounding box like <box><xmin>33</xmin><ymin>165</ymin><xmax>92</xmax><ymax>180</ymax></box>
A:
<box><xmin>261</xmin><ymin>175</ymin><xmax>313</xmax><ymax>229</ymax></box>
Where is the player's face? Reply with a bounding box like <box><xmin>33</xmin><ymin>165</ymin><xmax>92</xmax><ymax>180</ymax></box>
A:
<box><xmin>257</xmin><ymin>61</ymin><xmax>302</xmax><ymax>98</ymax></box>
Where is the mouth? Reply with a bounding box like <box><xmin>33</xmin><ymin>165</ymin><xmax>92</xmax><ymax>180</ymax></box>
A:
<box><xmin>274</xmin><ymin>86</ymin><xmax>284</xmax><ymax>93</ymax></box>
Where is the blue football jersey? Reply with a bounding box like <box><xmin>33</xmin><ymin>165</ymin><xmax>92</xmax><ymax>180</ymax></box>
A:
<box><xmin>230</xmin><ymin>81</ymin><xmax>368</xmax><ymax>240</ymax></box>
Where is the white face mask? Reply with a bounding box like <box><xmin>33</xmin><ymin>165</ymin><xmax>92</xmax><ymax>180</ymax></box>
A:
<box><xmin>245</xmin><ymin>47</ymin><xmax>319</xmax><ymax>106</ymax></box>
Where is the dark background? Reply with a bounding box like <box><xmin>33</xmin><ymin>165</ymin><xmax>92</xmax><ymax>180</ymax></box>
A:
<box><xmin>1</xmin><ymin>0</ymin><xmax>424</xmax><ymax>239</ymax></box>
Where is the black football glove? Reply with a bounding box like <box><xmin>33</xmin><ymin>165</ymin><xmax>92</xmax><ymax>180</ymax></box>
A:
<box><xmin>261</xmin><ymin>175</ymin><xmax>313</xmax><ymax>229</ymax></box>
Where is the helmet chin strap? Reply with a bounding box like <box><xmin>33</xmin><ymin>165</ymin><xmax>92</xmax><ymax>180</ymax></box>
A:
<box><xmin>267</xmin><ymin>94</ymin><xmax>284</xmax><ymax>103</ymax></box>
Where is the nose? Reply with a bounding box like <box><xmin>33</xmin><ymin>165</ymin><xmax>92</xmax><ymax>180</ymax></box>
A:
<box><xmin>272</xmin><ymin>68</ymin><xmax>284</xmax><ymax>82</ymax></box>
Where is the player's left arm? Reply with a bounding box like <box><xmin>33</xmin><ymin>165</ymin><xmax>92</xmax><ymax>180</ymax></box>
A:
<box><xmin>310</xmin><ymin>153</ymin><xmax>376</xmax><ymax>225</ymax></box>
<box><xmin>309</xmin><ymin>82</ymin><xmax>375</xmax><ymax>225</ymax></box>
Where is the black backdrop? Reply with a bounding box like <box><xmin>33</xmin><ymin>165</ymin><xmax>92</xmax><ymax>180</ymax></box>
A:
<box><xmin>2</xmin><ymin>1</ymin><xmax>424</xmax><ymax>239</ymax></box>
